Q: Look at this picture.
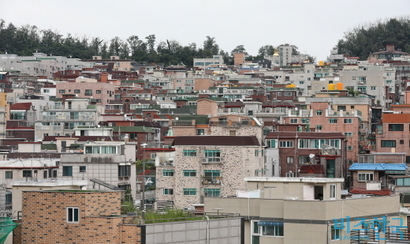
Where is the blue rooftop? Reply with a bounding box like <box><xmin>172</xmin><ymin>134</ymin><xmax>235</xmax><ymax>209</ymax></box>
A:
<box><xmin>349</xmin><ymin>163</ymin><xmax>407</xmax><ymax>171</ymax></box>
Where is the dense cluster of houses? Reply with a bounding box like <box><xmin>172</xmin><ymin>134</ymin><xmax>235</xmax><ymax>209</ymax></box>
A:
<box><xmin>1</xmin><ymin>43</ymin><xmax>410</xmax><ymax>243</ymax></box>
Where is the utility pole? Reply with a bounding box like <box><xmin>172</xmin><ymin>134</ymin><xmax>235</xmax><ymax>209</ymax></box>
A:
<box><xmin>140</xmin><ymin>143</ymin><xmax>147</xmax><ymax>211</ymax></box>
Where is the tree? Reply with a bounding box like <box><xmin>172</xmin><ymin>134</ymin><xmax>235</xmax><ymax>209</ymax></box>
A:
<box><xmin>336</xmin><ymin>17</ymin><xmax>410</xmax><ymax>59</ymax></box>
<box><xmin>202</xmin><ymin>36</ymin><xmax>219</xmax><ymax>57</ymax></box>
<box><xmin>230</xmin><ymin>45</ymin><xmax>248</xmax><ymax>56</ymax></box>
<box><xmin>258</xmin><ymin>45</ymin><xmax>276</xmax><ymax>57</ymax></box>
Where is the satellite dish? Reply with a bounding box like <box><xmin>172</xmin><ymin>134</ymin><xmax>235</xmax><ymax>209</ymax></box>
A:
<box><xmin>309</xmin><ymin>154</ymin><xmax>315</xmax><ymax>158</ymax></box>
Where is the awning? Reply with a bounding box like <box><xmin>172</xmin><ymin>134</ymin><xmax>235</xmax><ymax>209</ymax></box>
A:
<box><xmin>258</xmin><ymin>221</ymin><xmax>283</xmax><ymax>227</ymax></box>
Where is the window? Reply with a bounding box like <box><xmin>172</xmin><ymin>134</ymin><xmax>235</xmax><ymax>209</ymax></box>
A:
<box><xmin>337</xmin><ymin>106</ymin><xmax>346</xmax><ymax>111</ymax></box>
<box><xmin>316</xmin><ymin>110</ymin><xmax>323</xmax><ymax>115</ymax></box>
<box><xmin>96</xmin><ymin>90</ymin><xmax>102</xmax><ymax>94</ymax></box>
<box><xmin>251</xmin><ymin>221</ymin><xmax>260</xmax><ymax>244</ymax></box>
<box><xmin>85</xmin><ymin>89</ymin><xmax>93</xmax><ymax>96</ymax></box>
<box><xmin>252</xmin><ymin>221</ymin><xmax>284</xmax><ymax>237</ymax></box>
<box><xmin>330</xmin><ymin>184</ymin><xmax>336</xmax><ymax>199</ymax></box>
<box><xmin>204</xmin><ymin>188</ymin><xmax>220</xmax><ymax>197</ymax></box>
<box><xmin>347</xmin><ymin>146</ymin><xmax>353</xmax><ymax>151</ymax></box>
<box><xmin>344</xmin><ymin>132</ymin><xmax>353</xmax><ymax>137</ymax></box>
<box><xmin>329</xmin><ymin>118</ymin><xmax>338</xmax><ymax>124</ymax></box>
<box><xmin>163</xmin><ymin>188</ymin><xmax>174</xmax><ymax>195</ymax></box>
<box><xmin>286</xmin><ymin>156</ymin><xmax>294</xmax><ymax>164</ymax></box>
<box><xmin>63</xmin><ymin>166</ymin><xmax>73</xmax><ymax>176</ymax></box>
<box><xmin>162</xmin><ymin>170</ymin><xmax>174</xmax><ymax>177</ymax></box>
<box><xmin>358</xmin><ymin>172</ymin><xmax>374</xmax><ymax>182</ymax></box>
<box><xmin>74</xmin><ymin>89</ymin><xmax>80</xmax><ymax>93</ymax></box>
<box><xmin>43</xmin><ymin>170</ymin><xmax>48</xmax><ymax>179</ymax></box>
<box><xmin>183</xmin><ymin>170</ymin><xmax>196</xmax><ymax>177</ymax></box>
<box><xmin>5</xmin><ymin>192</ymin><xmax>11</xmax><ymax>205</ymax></box>
<box><xmin>248</xmin><ymin>110</ymin><xmax>254</xmax><ymax>116</ymax></box>
<box><xmin>344</xmin><ymin>118</ymin><xmax>352</xmax><ymax>123</ymax></box>
<box><xmin>196</xmin><ymin>129</ymin><xmax>205</xmax><ymax>135</ymax></box>
<box><xmin>183</xmin><ymin>188</ymin><xmax>197</xmax><ymax>195</ymax></box>
<box><xmin>59</xmin><ymin>89</ymin><xmax>66</xmax><ymax>94</ymax></box>
<box><xmin>67</xmin><ymin>207</ymin><xmax>79</xmax><ymax>223</ymax></box>
<box><xmin>389</xmin><ymin>124</ymin><xmax>404</xmax><ymax>131</ymax></box>
<box><xmin>23</xmin><ymin>170</ymin><xmax>32</xmax><ymax>178</ymax></box>
<box><xmin>204</xmin><ymin>150</ymin><xmax>221</xmax><ymax>162</ymax></box>
<box><xmin>183</xmin><ymin>150</ymin><xmax>197</xmax><ymax>156</ymax></box>
<box><xmin>381</xmin><ymin>140</ymin><xmax>396</xmax><ymax>147</ymax></box>
<box><xmin>279</xmin><ymin>141</ymin><xmax>293</xmax><ymax>148</ymax></box>
<box><xmin>266</xmin><ymin>139</ymin><xmax>277</xmax><ymax>148</ymax></box>
<box><xmin>301</xmin><ymin>118</ymin><xmax>310</xmax><ymax>124</ymax></box>
<box><xmin>400</xmin><ymin>140</ymin><xmax>404</xmax><ymax>145</ymax></box>
<box><xmin>371</xmin><ymin>86</ymin><xmax>377</xmax><ymax>90</ymax></box>
<box><xmin>5</xmin><ymin>171</ymin><xmax>12</xmax><ymax>179</ymax></box>
<box><xmin>79</xmin><ymin>166</ymin><xmax>86</xmax><ymax>172</ymax></box>
<box><xmin>229</xmin><ymin>130</ymin><xmax>236</xmax><ymax>136</ymax></box>
<box><xmin>118</xmin><ymin>165</ymin><xmax>131</xmax><ymax>177</ymax></box>
<box><xmin>316</xmin><ymin>125</ymin><xmax>322</xmax><ymax>131</ymax></box>
<box><xmin>299</xmin><ymin>155</ymin><xmax>311</xmax><ymax>165</ymax></box>
<box><xmin>396</xmin><ymin>177</ymin><xmax>410</xmax><ymax>186</ymax></box>
<box><xmin>290</xmin><ymin>118</ymin><xmax>298</xmax><ymax>123</ymax></box>
<box><xmin>150</xmin><ymin>153</ymin><xmax>157</xmax><ymax>159</ymax></box>
<box><xmin>331</xmin><ymin>225</ymin><xmax>341</xmax><ymax>240</ymax></box>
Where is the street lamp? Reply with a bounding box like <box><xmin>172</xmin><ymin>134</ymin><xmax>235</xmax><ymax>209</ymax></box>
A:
<box><xmin>140</xmin><ymin>143</ymin><xmax>147</xmax><ymax>211</ymax></box>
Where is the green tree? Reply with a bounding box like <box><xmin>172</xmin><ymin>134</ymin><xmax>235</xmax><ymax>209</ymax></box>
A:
<box><xmin>337</xmin><ymin>17</ymin><xmax>410</xmax><ymax>59</ymax></box>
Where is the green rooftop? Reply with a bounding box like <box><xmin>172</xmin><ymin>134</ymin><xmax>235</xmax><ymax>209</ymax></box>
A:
<box><xmin>110</xmin><ymin>126</ymin><xmax>155</xmax><ymax>133</ymax></box>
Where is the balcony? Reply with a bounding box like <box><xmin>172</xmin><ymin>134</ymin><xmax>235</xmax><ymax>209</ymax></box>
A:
<box><xmin>202</xmin><ymin>176</ymin><xmax>222</xmax><ymax>185</ymax></box>
<box><xmin>321</xmin><ymin>148</ymin><xmax>342</xmax><ymax>156</ymax></box>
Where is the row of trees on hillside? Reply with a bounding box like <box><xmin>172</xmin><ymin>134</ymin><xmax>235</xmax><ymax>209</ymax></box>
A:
<box><xmin>0</xmin><ymin>19</ymin><xmax>289</xmax><ymax>66</ymax></box>
<box><xmin>337</xmin><ymin>17</ymin><xmax>410</xmax><ymax>60</ymax></box>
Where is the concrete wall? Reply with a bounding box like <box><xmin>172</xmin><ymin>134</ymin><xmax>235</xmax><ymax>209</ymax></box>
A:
<box><xmin>145</xmin><ymin>217</ymin><xmax>243</xmax><ymax>244</ymax></box>
<box><xmin>204</xmin><ymin>195</ymin><xmax>402</xmax><ymax>244</ymax></box>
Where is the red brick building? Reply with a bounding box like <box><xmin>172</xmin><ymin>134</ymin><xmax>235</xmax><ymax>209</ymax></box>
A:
<box><xmin>15</xmin><ymin>190</ymin><xmax>142</xmax><ymax>244</ymax></box>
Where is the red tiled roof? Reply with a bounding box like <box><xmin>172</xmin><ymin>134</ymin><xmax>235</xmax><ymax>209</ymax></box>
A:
<box><xmin>299</xmin><ymin>164</ymin><xmax>325</xmax><ymax>174</ymax></box>
<box><xmin>350</xmin><ymin>188</ymin><xmax>391</xmax><ymax>196</ymax></box>
<box><xmin>172</xmin><ymin>136</ymin><xmax>260</xmax><ymax>146</ymax></box>
<box><xmin>10</xmin><ymin>103</ymin><xmax>32</xmax><ymax>110</ymax></box>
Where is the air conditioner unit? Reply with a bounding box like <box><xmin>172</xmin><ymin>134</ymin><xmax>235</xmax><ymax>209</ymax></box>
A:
<box><xmin>202</xmin><ymin>158</ymin><xmax>208</xmax><ymax>163</ymax></box>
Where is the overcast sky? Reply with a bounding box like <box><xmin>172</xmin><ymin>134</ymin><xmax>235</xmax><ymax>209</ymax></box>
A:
<box><xmin>2</xmin><ymin>0</ymin><xmax>410</xmax><ymax>61</ymax></box>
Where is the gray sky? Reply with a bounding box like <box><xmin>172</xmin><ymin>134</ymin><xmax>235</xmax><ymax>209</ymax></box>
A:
<box><xmin>2</xmin><ymin>0</ymin><xmax>410</xmax><ymax>61</ymax></box>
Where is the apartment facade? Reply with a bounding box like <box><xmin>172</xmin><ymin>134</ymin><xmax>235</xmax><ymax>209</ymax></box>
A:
<box><xmin>58</xmin><ymin>141</ymin><xmax>137</xmax><ymax>199</ymax></box>
<box><xmin>265</xmin><ymin>131</ymin><xmax>346</xmax><ymax>178</ymax></box>
<box><xmin>375</xmin><ymin>112</ymin><xmax>410</xmax><ymax>163</ymax></box>
<box><xmin>205</xmin><ymin>177</ymin><xmax>403</xmax><ymax>244</ymax></box>
<box><xmin>155</xmin><ymin>136</ymin><xmax>263</xmax><ymax>209</ymax></box>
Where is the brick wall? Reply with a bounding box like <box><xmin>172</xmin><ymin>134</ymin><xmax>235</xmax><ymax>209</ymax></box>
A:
<box><xmin>17</xmin><ymin>190</ymin><xmax>142</xmax><ymax>244</ymax></box>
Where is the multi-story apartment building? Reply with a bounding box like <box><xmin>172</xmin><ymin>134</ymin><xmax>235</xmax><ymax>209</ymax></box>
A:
<box><xmin>193</xmin><ymin>55</ymin><xmax>224</xmax><ymax>69</ymax></box>
<box><xmin>375</xmin><ymin>109</ymin><xmax>410</xmax><ymax>163</ymax></box>
<box><xmin>338</xmin><ymin>63</ymin><xmax>396</xmax><ymax>108</ymax></box>
<box><xmin>35</xmin><ymin>98</ymin><xmax>100</xmax><ymax>140</ymax></box>
<box><xmin>205</xmin><ymin>177</ymin><xmax>403</xmax><ymax>244</ymax></box>
<box><xmin>59</xmin><ymin>140</ymin><xmax>137</xmax><ymax>198</ymax></box>
<box><xmin>56</xmin><ymin>76</ymin><xmax>115</xmax><ymax>106</ymax></box>
<box><xmin>265</xmin><ymin>131</ymin><xmax>346</xmax><ymax>179</ymax></box>
<box><xmin>155</xmin><ymin>135</ymin><xmax>263</xmax><ymax>209</ymax></box>
<box><xmin>82</xmin><ymin>56</ymin><xmax>136</xmax><ymax>72</ymax></box>
<box><xmin>0</xmin><ymin>52</ymin><xmax>91</xmax><ymax>78</ymax></box>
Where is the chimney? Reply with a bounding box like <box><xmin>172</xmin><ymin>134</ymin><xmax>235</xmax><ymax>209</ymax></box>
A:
<box><xmin>386</xmin><ymin>44</ymin><xmax>395</xmax><ymax>52</ymax></box>
<box><xmin>100</xmin><ymin>73</ymin><xmax>108</xmax><ymax>83</ymax></box>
